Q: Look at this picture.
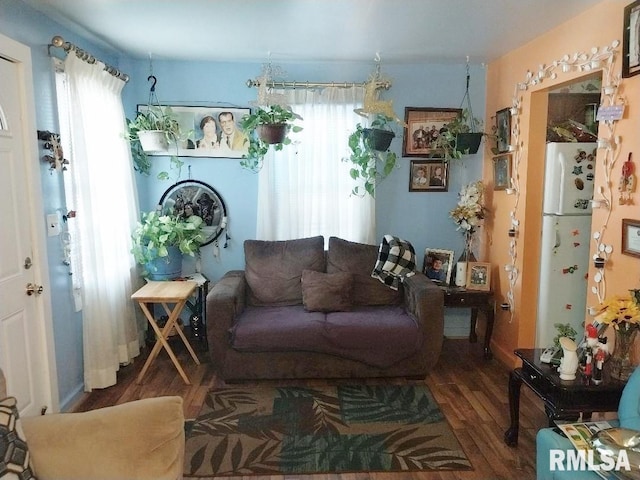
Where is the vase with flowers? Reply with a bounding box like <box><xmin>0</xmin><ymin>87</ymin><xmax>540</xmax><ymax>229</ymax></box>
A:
<box><xmin>596</xmin><ymin>294</ymin><xmax>640</xmax><ymax>381</ymax></box>
<box><xmin>449</xmin><ymin>180</ymin><xmax>486</xmax><ymax>286</ymax></box>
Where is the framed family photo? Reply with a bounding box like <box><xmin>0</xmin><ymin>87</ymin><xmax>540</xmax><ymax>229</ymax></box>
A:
<box><xmin>137</xmin><ymin>105</ymin><xmax>250</xmax><ymax>158</ymax></box>
<box><xmin>623</xmin><ymin>0</ymin><xmax>640</xmax><ymax>78</ymax></box>
<box><xmin>496</xmin><ymin>108</ymin><xmax>511</xmax><ymax>153</ymax></box>
<box><xmin>402</xmin><ymin>107</ymin><xmax>461</xmax><ymax>157</ymax></box>
<box><xmin>423</xmin><ymin>248</ymin><xmax>454</xmax><ymax>285</ymax></box>
<box><xmin>466</xmin><ymin>262</ymin><xmax>491</xmax><ymax>291</ymax></box>
<box><xmin>493</xmin><ymin>154</ymin><xmax>511</xmax><ymax>190</ymax></box>
<box><xmin>622</xmin><ymin>218</ymin><xmax>640</xmax><ymax>257</ymax></box>
<box><xmin>409</xmin><ymin>160</ymin><xmax>448</xmax><ymax>192</ymax></box>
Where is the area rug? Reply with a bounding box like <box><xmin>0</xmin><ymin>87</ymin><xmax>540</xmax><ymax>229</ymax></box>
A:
<box><xmin>184</xmin><ymin>384</ymin><xmax>472</xmax><ymax>476</ymax></box>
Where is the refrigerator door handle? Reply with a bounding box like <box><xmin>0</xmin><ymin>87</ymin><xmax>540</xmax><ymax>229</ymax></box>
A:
<box><xmin>558</xmin><ymin>152</ymin><xmax>567</xmax><ymax>214</ymax></box>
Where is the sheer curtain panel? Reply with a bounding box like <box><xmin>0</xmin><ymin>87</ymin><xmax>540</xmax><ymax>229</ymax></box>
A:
<box><xmin>63</xmin><ymin>54</ymin><xmax>141</xmax><ymax>391</ymax></box>
<box><xmin>256</xmin><ymin>87</ymin><xmax>375</xmax><ymax>244</ymax></box>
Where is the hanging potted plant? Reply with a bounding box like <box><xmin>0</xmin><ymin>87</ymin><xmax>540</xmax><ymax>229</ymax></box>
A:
<box><xmin>346</xmin><ymin>114</ymin><xmax>398</xmax><ymax>197</ymax></box>
<box><xmin>239</xmin><ymin>104</ymin><xmax>303</xmax><ymax>172</ymax></box>
<box><xmin>126</xmin><ymin>106</ymin><xmax>191</xmax><ymax>180</ymax></box>
<box><xmin>430</xmin><ymin>109</ymin><xmax>489</xmax><ymax>160</ymax></box>
<box><xmin>131</xmin><ymin>211</ymin><xmax>205</xmax><ymax>280</ymax></box>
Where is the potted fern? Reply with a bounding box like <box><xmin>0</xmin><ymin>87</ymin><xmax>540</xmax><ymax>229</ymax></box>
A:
<box><xmin>239</xmin><ymin>105</ymin><xmax>303</xmax><ymax>172</ymax></box>
<box><xmin>346</xmin><ymin>114</ymin><xmax>398</xmax><ymax>197</ymax></box>
<box><xmin>131</xmin><ymin>211</ymin><xmax>205</xmax><ymax>280</ymax></box>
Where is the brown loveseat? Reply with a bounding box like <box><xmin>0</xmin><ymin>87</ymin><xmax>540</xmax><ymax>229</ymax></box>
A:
<box><xmin>207</xmin><ymin>236</ymin><xmax>444</xmax><ymax>381</ymax></box>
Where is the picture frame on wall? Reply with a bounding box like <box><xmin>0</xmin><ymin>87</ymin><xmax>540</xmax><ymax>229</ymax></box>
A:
<box><xmin>402</xmin><ymin>107</ymin><xmax>461</xmax><ymax>157</ymax></box>
<box><xmin>623</xmin><ymin>0</ymin><xmax>640</xmax><ymax>78</ymax></box>
<box><xmin>137</xmin><ymin>105</ymin><xmax>250</xmax><ymax>158</ymax></box>
<box><xmin>466</xmin><ymin>262</ymin><xmax>491</xmax><ymax>291</ymax></box>
<box><xmin>622</xmin><ymin>218</ymin><xmax>640</xmax><ymax>257</ymax></box>
<box><xmin>493</xmin><ymin>154</ymin><xmax>511</xmax><ymax>190</ymax></box>
<box><xmin>422</xmin><ymin>248</ymin><xmax>455</xmax><ymax>285</ymax></box>
<box><xmin>496</xmin><ymin>108</ymin><xmax>511</xmax><ymax>153</ymax></box>
<box><xmin>409</xmin><ymin>159</ymin><xmax>449</xmax><ymax>192</ymax></box>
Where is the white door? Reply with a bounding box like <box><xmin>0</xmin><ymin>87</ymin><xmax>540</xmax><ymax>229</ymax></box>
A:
<box><xmin>0</xmin><ymin>33</ymin><xmax>58</xmax><ymax>416</ymax></box>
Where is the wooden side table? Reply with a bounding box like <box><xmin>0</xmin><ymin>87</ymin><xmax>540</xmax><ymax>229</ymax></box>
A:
<box><xmin>132</xmin><ymin>281</ymin><xmax>201</xmax><ymax>385</ymax></box>
<box><xmin>441</xmin><ymin>286</ymin><xmax>495</xmax><ymax>359</ymax></box>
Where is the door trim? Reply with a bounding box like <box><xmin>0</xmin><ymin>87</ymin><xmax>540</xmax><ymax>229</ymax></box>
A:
<box><xmin>0</xmin><ymin>32</ymin><xmax>59</xmax><ymax>412</ymax></box>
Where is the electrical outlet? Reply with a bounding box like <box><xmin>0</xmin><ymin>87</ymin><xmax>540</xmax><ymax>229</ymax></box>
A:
<box><xmin>46</xmin><ymin>213</ymin><xmax>60</xmax><ymax>236</ymax></box>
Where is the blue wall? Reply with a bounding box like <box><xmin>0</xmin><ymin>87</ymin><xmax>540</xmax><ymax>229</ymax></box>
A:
<box><xmin>2</xmin><ymin>0</ymin><xmax>485</xmax><ymax>409</ymax></box>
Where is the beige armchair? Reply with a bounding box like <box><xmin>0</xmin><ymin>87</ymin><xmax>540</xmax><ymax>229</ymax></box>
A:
<box><xmin>0</xmin><ymin>369</ymin><xmax>185</xmax><ymax>480</ymax></box>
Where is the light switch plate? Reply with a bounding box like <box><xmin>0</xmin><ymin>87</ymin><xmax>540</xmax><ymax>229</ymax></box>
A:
<box><xmin>46</xmin><ymin>213</ymin><xmax>60</xmax><ymax>236</ymax></box>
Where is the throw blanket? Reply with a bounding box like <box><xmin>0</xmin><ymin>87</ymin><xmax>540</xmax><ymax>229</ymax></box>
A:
<box><xmin>371</xmin><ymin>235</ymin><xmax>416</xmax><ymax>290</ymax></box>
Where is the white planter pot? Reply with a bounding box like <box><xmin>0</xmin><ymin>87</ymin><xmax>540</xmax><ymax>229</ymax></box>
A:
<box><xmin>138</xmin><ymin>130</ymin><xmax>168</xmax><ymax>153</ymax></box>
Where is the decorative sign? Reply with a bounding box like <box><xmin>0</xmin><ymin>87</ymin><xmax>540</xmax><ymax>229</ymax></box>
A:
<box><xmin>596</xmin><ymin>104</ymin><xmax>625</xmax><ymax>121</ymax></box>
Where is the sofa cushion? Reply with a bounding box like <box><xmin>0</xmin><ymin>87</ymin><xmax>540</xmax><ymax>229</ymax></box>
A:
<box><xmin>301</xmin><ymin>270</ymin><xmax>353</xmax><ymax>312</ymax></box>
<box><xmin>0</xmin><ymin>396</ymin><xmax>36</xmax><ymax>480</ymax></box>
<box><xmin>244</xmin><ymin>236</ymin><xmax>325</xmax><ymax>306</ymax></box>
<box><xmin>326</xmin><ymin>237</ymin><xmax>402</xmax><ymax>306</ymax></box>
<box><xmin>371</xmin><ymin>235</ymin><xmax>416</xmax><ymax>290</ymax></box>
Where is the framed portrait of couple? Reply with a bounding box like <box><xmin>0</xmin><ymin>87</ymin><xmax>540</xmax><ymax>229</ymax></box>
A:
<box><xmin>409</xmin><ymin>160</ymin><xmax>448</xmax><ymax>192</ymax></box>
<box><xmin>136</xmin><ymin>105</ymin><xmax>250</xmax><ymax>158</ymax></box>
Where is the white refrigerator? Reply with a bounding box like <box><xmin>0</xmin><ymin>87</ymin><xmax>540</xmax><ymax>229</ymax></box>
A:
<box><xmin>535</xmin><ymin>142</ymin><xmax>597</xmax><ymax>349</ymax></box>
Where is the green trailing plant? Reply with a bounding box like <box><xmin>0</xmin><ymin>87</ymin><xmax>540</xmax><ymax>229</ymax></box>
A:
<box><xmin>346</xmin><ymin>114</ymin><xmax>398</xmax><ymax>197</ymax></box>
<box><xmin>239</xmin><ymin>105</ymin><xmax>303</xmax><ymax>172</ymax></box>
<box><xmin>130</xmin><ymin>211</ymin><xmax>205</xmax><ymax>269</ymax></box>
<box><xmin>431</xmin><ymin>109</ymin><xmax>489</xmax><ymax>160</ymax></box>
<box><xmin>552</xmin><ymin>322</ymin><xmax>578</xmax><ymax>349</ymax></box>
<box><xmin>125</xmin><ymin>105</ymin><xmax>191</xmax><ymax>180</ymax></box>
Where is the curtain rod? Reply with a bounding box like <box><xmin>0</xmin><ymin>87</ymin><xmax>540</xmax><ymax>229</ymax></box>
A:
<box><xmin>49</xmin><ymin>35</ymin><xmax>129</xmax><ymax>83</ymax></box>
<box><xmin>246</xmin><ymin>79</ymin><xmax>392</xmax><ymax>90</ymax></box>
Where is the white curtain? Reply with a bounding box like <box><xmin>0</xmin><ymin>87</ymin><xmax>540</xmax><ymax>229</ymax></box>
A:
<box><xmin>256</xmin><ymin>87</ymin><xmax>375</xmax><ymax>244</ymax></box>
<box><xmin>63</xmin><ymin>54</ymin><xmax>141</xmax><ymax>391</ymax></box>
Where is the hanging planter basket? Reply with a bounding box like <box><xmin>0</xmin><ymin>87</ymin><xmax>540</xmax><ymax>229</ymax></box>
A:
<box><xmin>138</xmin><ymin>130</ymin><xmax>168</xmax><ymax>153</ymax></box>
<box><xmin>456</xmin><ymin>132</ymin><xmax>483</xmax><ymax>154</ymax></box>
<box><xmin>258</xmin><ymin>123</ymin><xmax>289</xmax><ymax>144</ymax></box>
<box><xmin>363</xmin><ymin>128</ymin><xmax>395</xmax><ymax>152</ymax></box>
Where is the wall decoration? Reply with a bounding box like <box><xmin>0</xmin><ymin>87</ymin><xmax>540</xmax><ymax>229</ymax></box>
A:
<box><xmin>402</xmin><ymin>107</ymin><xmax>460</xmax><ymax>157</ymax></box>
<box><xmin>138</xmin><ymin>105</ymin><xmax>250</xmax><ymax>158</ymax></box>
<box><xmin>409</xmin><ymin>159</ymin><xmax>448</xmax><ymax>192</ymax></box>
<box><xmin>623</xmin><ymin>0</ymin><xmax>640</xmax><ymax>78</ymax></box>
<box><xmin>159</xmin><ymin>179</ymin><xmax>228</xmax><ymax>246</ymax></box>
<box><xmin>466</xmin><ymin>262</ymin><xmax>491</xmax><ymax>291</ymax></box>
<box><xmin>619</xmin><ymin>152</ymin><xmax>636</xmax><ymax>204</ymax></box>
<box><xmin>37</xmin><ymin>130</ymin><xmax>69</xmax><ymax>172</ymax></box>
<box><xmin>495</xmin><ymin>108</ymin><xmax>511</xmax><ymax>153</ymax></box>
<box><xmin>622</xmin><ymin>218</ymin><xmax>640</xmax><ymax>257</ymax></box>
<box><xmin>422</xmin><ymin>248</ymin><xmax>454</xmax><ymax>285</ymax></box>
<box><xmin>493</xmin><ymin>154</ymin><xmax>511</xmax><ymax>190</ymax></box>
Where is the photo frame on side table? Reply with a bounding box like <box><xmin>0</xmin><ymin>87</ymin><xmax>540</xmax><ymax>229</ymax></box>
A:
<box><xmin>409</xmin><ymin>159</ymin><xmax>449</xmax><ymax>192</ymax></box>
<box><xmin>493</xmin><ymin>154</ymin><xmax>511</xmax><ymax>190</ymax></box>
<box><xmin>622</xmin><ymin>218</ymin><xmax>640</xmax><ymax>257</ymax></box>
<box><xmin>423</xmin><ymin>248</ymin><xmax>455</xmax><ymax>285</ymax></box>
<box><xmin>623</xmin><ymin>0</ymin><xmax>640</xmax><ymax>78</ymax></box>
<box><xmin>402</xmin><ymin>107</ymin><xmax>461</xmax><ymax>157</ymax></box>
<box><xmin>496</xmin><ymin>108</ymin><xmax>511</xmax><ymax>153</ymax></box>
<box><xmin>466</xmin><ymin>262</ymin><xmax>491</xmax><ymax>291</ymax></box>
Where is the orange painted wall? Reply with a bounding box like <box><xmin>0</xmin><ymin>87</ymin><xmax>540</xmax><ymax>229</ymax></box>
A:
<box><xmin>485</xmin><ymin>0</ymin><xmax>640</xmax><ymax>367</ymax></box>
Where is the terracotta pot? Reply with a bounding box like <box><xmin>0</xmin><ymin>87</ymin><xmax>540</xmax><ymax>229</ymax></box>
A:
<box><xmin>258</xmin><ymin>124</ymin><xmax>288</xmax><ymax>144</ymax></box>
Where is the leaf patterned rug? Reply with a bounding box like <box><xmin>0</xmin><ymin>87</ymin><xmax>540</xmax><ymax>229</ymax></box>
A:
<box><xmin>184</xmin><ymin>384</ymin><xmax>472</xmax><ymax>476</ymax></box>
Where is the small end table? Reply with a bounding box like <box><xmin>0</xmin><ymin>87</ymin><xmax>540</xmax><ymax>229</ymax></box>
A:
<box><xmin>441</xmin><ymin>286</ymin><xmax>495</xmax><ymax>359</ymax></box>
<box><xmin>132</xmin><ymin>281</ymin><xmax>201</xmax><ymax>385</ymax></box>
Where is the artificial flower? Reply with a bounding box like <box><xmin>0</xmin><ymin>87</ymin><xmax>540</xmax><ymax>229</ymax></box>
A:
<box><xmin>596</xmin><ymin>294</ymin><xmax>640</xmax><ymax>328</ymax></box>
<box><xmin>450</xmin><ymin>180</ymin><xmax>486</xmax><ymax>234</ymax></box>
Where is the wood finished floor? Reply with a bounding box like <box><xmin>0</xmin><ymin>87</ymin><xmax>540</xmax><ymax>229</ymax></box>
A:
<box><xmin>74</xmin><ymin>337</ymin><xmax>550</xmax><ymax>480</ymax></box>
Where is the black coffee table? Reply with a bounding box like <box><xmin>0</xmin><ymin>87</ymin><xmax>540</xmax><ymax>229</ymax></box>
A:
<box><xmin>504</xmin><ymin>348</ymin><xmax>626</xmax><ymax>447</ymax></box>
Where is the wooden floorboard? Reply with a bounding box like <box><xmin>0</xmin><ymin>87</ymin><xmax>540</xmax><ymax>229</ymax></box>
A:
<box><xmin>73</xmin><ymin>337</ymin><xmax>548</xmax><ymax>480</ymax></box>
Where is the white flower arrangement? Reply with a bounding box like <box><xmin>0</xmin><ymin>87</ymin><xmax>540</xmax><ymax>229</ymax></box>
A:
<box><xmin>450</xmin><ymin>180</ymin><xmax>486</xmax><ymax>234</ymax></box>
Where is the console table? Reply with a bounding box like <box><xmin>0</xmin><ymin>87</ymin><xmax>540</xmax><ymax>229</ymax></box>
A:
<box><xmin>504</xmin><ymin>348</ymin><xmax>626</xmax><ymax>447</ymax></box>
<box><xmin>441</xmin><ymin>286</ymin><xmax>495</xmax><ymax>359</ymax></box>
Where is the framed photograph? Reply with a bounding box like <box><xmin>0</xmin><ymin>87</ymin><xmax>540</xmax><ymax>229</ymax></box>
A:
<box><xmin>493</xmin><ymin>154</ymin><xmax>511</xmax><ymax>190</ymax></box>
<box><xmin>409</xmin><ymin>159</ymin><xmax>449</xmax><ymax>192</ymax></box>
<box><xmin>159</xmin><ymin>179</ymin><xmax>228</xmax><ymax>246</ymax></box>
<box><xmin>137</xmin><ymin>105</ymin><xmax>250</xmax><ymax>158</ymax></box>
<box><xmin>466</xmin><ymin>262</ymin><xmax>491</xmax><ymax>291</ymax></box>
<box><xmin>623</xmin><ymin>0</ymin><xmax>640</xmax><ymax>78</ymax></box>
<box><xmin>622</xmin><ymin>218</ymin><xmax>640</xmax><ymax>257</ymax></box>
<box><xmin>423</xmin><ymin>248</ymin><xmax>455</xmax><ymax>285</ymax></box>
<box><xmin>402</xmin><ymin>107</ymin><xmax>461</xmax><ymax>157</ymax></box>
<box><xmin>496</xmin><ymin>108</ymin><xmax>511</xmax><ymax>153</ymax></box>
